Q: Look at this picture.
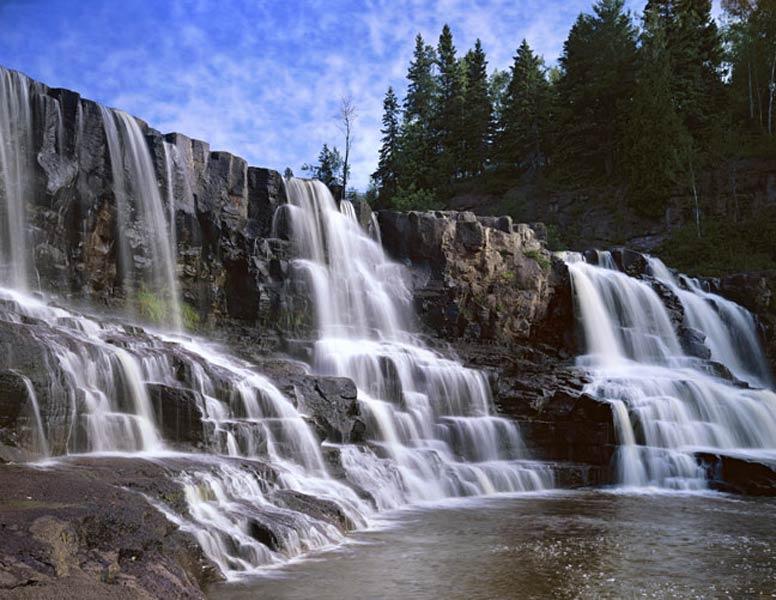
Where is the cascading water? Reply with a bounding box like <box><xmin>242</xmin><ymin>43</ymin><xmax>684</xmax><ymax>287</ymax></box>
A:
<box><xmin>100</xmin><ymin>107</ymin><xmax>182</xmax><ymax>330</ymax></box>
<box><xmin>0</xmin><ymin>69</ymin><xmax>35</xmax><ymax>290</ymax></box>
<box><xmin>279</xmin><ymin>179</ymin><xmax>551</xmax><ymax>503</ymax></box>
<box><xmin>0</xmin><ymin>285</ymin><xmax>371</xmax><ymax>577</ymax></box>
<box><xmin>565</xmin><ymin>252</ymin><xmax>776</xmax><ymax>489</ymax></box>
<box><xmin>647</xmin><ymin>257</ymin><xmax>773</xmax><ymax>388</ymax></box>
<box><xmin>0</xmin><ymin>64</ymin><xmax>551</xmax><ymax>585</ymax></box>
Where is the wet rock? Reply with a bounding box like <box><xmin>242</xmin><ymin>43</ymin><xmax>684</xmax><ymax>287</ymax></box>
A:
<box><xmin>283</xmin><ymin>375</ymin><xmax>365</xmax><ymax>444</ymax></box>
<box><xmin>147</xmin><ymin>384</ymin><xmax>206</xmax><ymax>448</ymax></box>
<box><xmin>270</xmin><ymin>489</ymin><xmax>357</xmax><ymax>531</ymax></box>
<box><xmin>678</xmin><ymin>326</ymin><xmax>712</xmax><ymax>360</ymax></box>
<box><xmin>611</xmin><ymin>248</ymin><xmax>649</xmax><ymax>277</ymax></box>
<box><xmin>696</xmin><ymin>452</ymin><xmax>776</xmax><ymax>496</ymax></box>
<box><xmin>0</xmin><ymin>460</ymin><xmax>220</xmax><ymax>598</ymax></box>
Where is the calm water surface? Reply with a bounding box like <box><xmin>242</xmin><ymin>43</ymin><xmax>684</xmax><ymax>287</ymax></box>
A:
<box><xmin>209</xmin><ymin>491</ymin><xmax>776</xmax><ymax>600</ymax></box>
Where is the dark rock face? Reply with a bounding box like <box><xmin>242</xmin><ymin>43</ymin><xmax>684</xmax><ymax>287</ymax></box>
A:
<box><xmin>5</xmin><ymin>67</ymin><xmax>291</xmax><ymax>330</ymax></box>
<box><xmin>0</xmin><ymin>458</ymin><xmax>220</xmax><ymax>599</ymax></box>
<box><xmin>707</xmin><ymin>271</ymin><xmax>776</xmax><ymax>376</ymax></box>
<box><xmin>452</xmin><ymin>342</ymin><xmax>616</xmax><ymax>484</ymax></box>
<box><xmin>697</xmin><ymin>452</ymin><xmax>776</xmax><ymax>496</ymax></box>
<box><xmin>147</xmin><ymin>384</ymin><xmax>206</xmax><ymax>449</ymax></box>
<box><xmin>282</xmin><ymin>375</ymin><xmax>365</xmax><ymax>444</ymax></box>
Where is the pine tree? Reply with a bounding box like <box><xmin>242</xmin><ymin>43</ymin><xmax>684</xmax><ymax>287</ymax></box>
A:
<box><xmin>399</xmin><ymin>34</ymin><xmax>438</xmax><ymax>194</ymax></box>
<box><xmin>373</xmin><ymin>87</ymin><xmax>401</xmax><ymax>202</ymax></box>
<box><xmin>645</xmin><ymin>0</ymin><xmax>727</xmax><ymax>149</ymax></box>
<box><xmin>622</xmin><ymin>9</ymin><xmax>692</xmax><ymax>215</ymax></box>
<box><xmin>498</xmin><ymin>39</ymin><xmax>551</xmax><ymax>173</ymax></box>
<box><xmin>434</xmin><ymin>24</ymin><xmax>466</xmax><ymax>184</ymax></box>
<box><xmin>461</xmin><ymin>39</ymin><xmax>493</xmax><ymax>177</ymax></box>
<box><xmin>302</xmin><ymin>144</ymin><xmax>343</xmax><ymax>189</ymax></box>
<box><xmin>556</xmin><ymin>0</ymin><xmax>638</xmax><ymax>179</ymax></box>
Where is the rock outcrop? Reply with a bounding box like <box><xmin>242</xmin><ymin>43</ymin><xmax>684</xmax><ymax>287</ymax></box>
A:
<box><xmin>378</xmin><ymin>210</ymin><xmax>573</xmax><ymax>349</ymax></box>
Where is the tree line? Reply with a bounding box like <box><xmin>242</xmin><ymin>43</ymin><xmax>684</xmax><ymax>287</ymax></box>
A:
<box><xmin>367</xmin><ymin>0</ymin><xmax>776</xmax><ymax>216</ymax></box>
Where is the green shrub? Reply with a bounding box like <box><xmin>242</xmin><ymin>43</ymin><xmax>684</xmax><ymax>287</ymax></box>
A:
<box><xmin>181</xmin><ymin>302</ymin><xmax>201</xmax><ymax>332</ymax></box>
<box><xmin>391</xmin><ymin>185</ymin><xmax>442</xmax><ymax>211</ymax></box>
<box><xmin>658</xmin><ymin>209</ymin><xmax>776</xmax><ymax>276</ymax></box>
<box><xmin>525</xmin><ymin>249</ymin><xmax>551</xmax><ymax>271</ymax></box>
<box><xmin>136</xmin><ymin>290</ymin><xmax>167</xmax><ymax>324</ymax></box>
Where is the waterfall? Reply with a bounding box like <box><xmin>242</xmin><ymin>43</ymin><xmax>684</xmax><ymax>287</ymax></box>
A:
<box><xmin>0</xmin><ymin>284</ymin><xmax>371</xmax><ymax>577</ymax></box>
<box><xmin>280</xmin><ymin>179</ymin><xmax>551</xmax><ymax>503</ymax></box>
<box><xmin>646</xmin><ymin>257</ymin><xmax>773</xmax><ymax>388</ymax></box>
<box><xmin>0</xmin><ymin>69</ymin><xmax>34</xmax><ymax>290</ymax></box>
<box><xmin>100</xmin><ymin>107</ymin><xmax>182</xmax><ymax>330</ymax></box>
<box><xmin>566</xmin><ymin>252</ymin><xmax>776</xmax><ymax>489</ymax></box>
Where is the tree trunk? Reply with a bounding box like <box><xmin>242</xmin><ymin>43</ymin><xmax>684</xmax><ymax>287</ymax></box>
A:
<box><xmin>342</xmin><ymin>137</ymin><xmax>349</xmax><ymax>200</ymax></box>
<box><xmin>768</xmin><ymin>49</ymin><xmax>776</xmax><ymax>137</ymax></box>
<box><xmin>748</xmin><ymin>59</ymin><xmax>754</xmax><ymax>120</ymax></box>
<box><xmin>690</xmin><ymin>159</ymin><xmax>701</xmax><ymax>239</ymax></box>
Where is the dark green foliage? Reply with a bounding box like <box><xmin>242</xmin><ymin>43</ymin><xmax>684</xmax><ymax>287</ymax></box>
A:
<box><xmin>621</xmin><ymin>9</ymin><xmax>692</xmax><ymax>216</ymax></box>
<box><xmin>498</xmin><ymin>40</ymin><xmax>551</xmax><ymax>174</ymax></box>
<box><xmin>461</xmin><ymin>40</ymin><xmax>493</xmax><ymax>177</ymax></box>
<box><xmin>434</xmin><ymin>25</ymin><xmax>467</xmax><ymax>184</ymax></box>
<box><xmin>368</xmin><ymin>3</ymin><xmax>775</xmax><ymax>278</ymax></box>
<box><xmin>724</xmin><ymin>0</ymin><xmax>776</xmax><ymax>142</ymax></box>
<box><xmin>646</xmin><ymin>0</ymin><xmax>727</xmax><ymax>153</ymax></box>
<box><xmin>302</xmin><ymin>144</ymin><xmax>345</xmax><ymax>189</ymax></box>
<box><xmin>556</xmin><ymin>0</ymin><xmax>638</xmax><ymax>180</ymax></box>
<box><xmin>398</xmin><ymin>34</ymin><xmax>439</xmax><ymax>195</ymax></box>
<box><xmin>658</xmin><ymin>207</ymin><xmax>776</xmax><ymax>275</ymax></box>
<box><xmin>373</xmin><ymin>87</ymin><xmax>401</xmax><ymax>203</ymax></box>
<box><xmin>391</xmin><ymin>184</ymin><xmax>441</xmax><ymax>211</ymax></box>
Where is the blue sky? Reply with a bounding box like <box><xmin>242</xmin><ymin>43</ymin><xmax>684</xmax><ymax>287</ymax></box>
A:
<box><xmin>0</xmin><ymin>0</ymin><xmax>720</xmax><ymax>189</ymax></box>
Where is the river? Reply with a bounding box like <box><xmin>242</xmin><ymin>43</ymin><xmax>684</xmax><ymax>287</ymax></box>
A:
<box><xmin>209</xmin><ymin>490</ymin><xmax>776</xmax><ymax>599</ymax></box>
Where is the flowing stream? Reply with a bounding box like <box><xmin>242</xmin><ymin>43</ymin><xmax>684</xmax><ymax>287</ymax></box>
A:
<box><xmin>565</xmin><ymin>252</ymin><xmax>776</xmax><ymax>489</ymax></box>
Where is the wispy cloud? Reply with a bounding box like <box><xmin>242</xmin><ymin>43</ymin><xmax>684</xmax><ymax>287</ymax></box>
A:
<box><xmin>0</xmin><ymin>0</ymin><xmax>722</xmax><ymax>188</ymax></box>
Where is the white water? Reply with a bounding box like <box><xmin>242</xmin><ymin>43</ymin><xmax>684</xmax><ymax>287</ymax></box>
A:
<box><xmin>0</xmin><ymin>284</ymin><xmax>371</xmax><ymax>577</ymax></box>
<box><xmin>281</xmin><ymin>179</ymin><xmax>551</xmax><ymax>504</ymax></box>
<box><xmin>566</xmin><ymin>252</ymin><xmax>776</xmax><ymax>489</ymax></box>
<box><xmin>0</xmin><ymin>68</ymin><xmax>34</xmax><ymax>290</ymax></box>
<box><xmin>647</xmin><ymin>257</ymin><xmax>773</xmax><ymax>388</ymax></box>
<box><xmin>17</xmin><ymin>372</ymin><xmax>50</xmax><ymax>457</ymax></box>
<box><xmin>100</xmin><ymin>107</ymin><xmax>182</xmax><ymax>330</ymax></box>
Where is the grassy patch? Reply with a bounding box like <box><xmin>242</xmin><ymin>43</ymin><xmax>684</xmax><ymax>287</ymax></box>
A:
<box><xmin>525</xmin><ymin>249</ymin><xmax>551</xmax><ymax>271</ymax></box>
<box><xmin>657</xmin><ymin>209</ymin><xmax>776</xmax><ymax>277</ymax></box>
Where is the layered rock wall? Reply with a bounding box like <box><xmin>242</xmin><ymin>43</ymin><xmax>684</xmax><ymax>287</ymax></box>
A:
<box><xmin>9</xmin><ymin>69</ymin><xmax>290</xmax><ymax>330</ymax></box>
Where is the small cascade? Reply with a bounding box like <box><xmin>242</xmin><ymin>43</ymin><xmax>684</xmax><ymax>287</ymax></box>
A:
<box><xmin>647</xmin><ymin>257</ymin><xmax>773</xmax><ymax>388</ymax></box>
<box><xmin>0</xmin><ymin>68</ymin><xmax>35</xmax><ymax>290</ymax></box>
<box><xmin>17</xmin><ymin>372</ymin><xmax>49</xmax><ymax>457</ymax></box>
<box><xmin>100</xmin><ymin>107</ymin><xmax>182</xmax><ymax>330</ymax></box>
<box><xmin>565</xmin><ymin>252</ymin><xmax>776</xmax><ymax>489</ymax></box>
<box><xmin>280</xmin><ymin>179</ymin><xmax>551</xmax><ymax>504</ymax></box>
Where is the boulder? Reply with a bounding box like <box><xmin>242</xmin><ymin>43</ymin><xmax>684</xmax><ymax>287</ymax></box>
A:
<box><xmin>285</xmin><ymin>375</ymin><xmax>365</xmax><ymax>444</ymax></box>
<box><xmin>147</xmin><ymin>383</ymin><xmax>206</xmax><ymax>448</ymax></box>
<box><xmin>696</xmin><ymin>451</ymin><xmax>776</xmax><ymax>496</ymax></box>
